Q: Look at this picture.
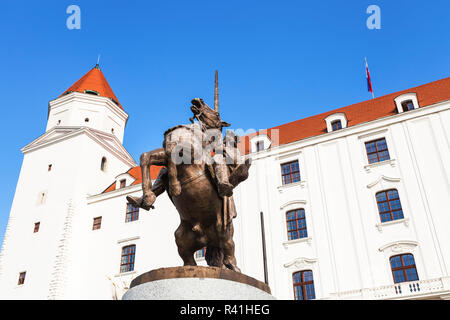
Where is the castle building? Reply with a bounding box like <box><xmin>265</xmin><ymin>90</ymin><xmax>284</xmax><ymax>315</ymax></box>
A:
<box><xmin>0</xmin><ymin>66</ymin><xmax>449</xmax><ymax>300</ymax></box>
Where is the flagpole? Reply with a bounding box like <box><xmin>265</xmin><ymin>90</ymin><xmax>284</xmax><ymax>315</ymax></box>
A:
<box><xmin>365</xmin><ymin>57</ymin><xmax>375</xmax><ymax>99</ymax></box>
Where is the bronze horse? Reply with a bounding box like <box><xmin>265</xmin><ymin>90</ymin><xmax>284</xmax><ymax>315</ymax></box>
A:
<box><xmin>127</xmin><ymin>100</ymin><xmax>250</xmax><ymax>272</ymax></box>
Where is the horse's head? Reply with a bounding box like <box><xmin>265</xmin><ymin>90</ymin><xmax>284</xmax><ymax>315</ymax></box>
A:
<box><xmin>190</xmin><ymin>98</ymin><xmax>230</xmax><ymax>130</ymax></box>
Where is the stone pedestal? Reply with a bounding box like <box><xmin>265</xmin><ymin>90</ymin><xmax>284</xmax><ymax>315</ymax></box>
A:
<box><xmin>122</xmin><ymin>266</ymin><xmax>275</xmax><ymax>300</ymax></box>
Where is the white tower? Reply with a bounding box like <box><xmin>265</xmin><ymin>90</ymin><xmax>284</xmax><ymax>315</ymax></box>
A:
<box><xmin>0</xmin><ymin>65</ymin><xmax>136</xmax><ymax>299</ymax></box>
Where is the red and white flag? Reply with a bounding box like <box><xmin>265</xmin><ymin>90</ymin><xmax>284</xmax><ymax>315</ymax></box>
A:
<box><xmin>365</xmin><ymin>57</ymin><xmax>374</xmax><ymax>99</ymax></box>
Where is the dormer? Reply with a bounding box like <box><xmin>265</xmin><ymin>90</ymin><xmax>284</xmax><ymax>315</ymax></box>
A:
<box><xmin>324</xmin><ymin>113</ymin><xmax>347</xmax><ymax>133</ymax></box>
<box><xmin>115</xmin><ymin>172</ymin><xmax>136</xmax><ymax>190</ymax></box>
<box><xmin>46</xmin><ymin>65</ymin><xmax>129</xmax><ymax>143</ymax></box>
<box><xmin>250</xmin><ymin>134</ymin><xmax>271</xmax><ymax>153</ymax></box>
<box><xmin>394</xmin><ymin>93</ymin><xmax>419</xmax><ymax>114</ymax></box>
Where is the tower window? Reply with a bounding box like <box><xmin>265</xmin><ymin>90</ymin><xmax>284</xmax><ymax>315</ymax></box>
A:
<box><xmin>48</xmin><ymin>164</ymin><xmax>52</xmax><ymax>172</ymax></box>
<box><xmin>286</xmin><ymin>209</ymin><xmax>308</xmax><ymax>240</ymax></box>
<box><xmin>365</xmin><ymin>138</ymin><xmax>390</xmax><ymax>164</ymax></box>
<box><xmin>18</xmin><ymin>272</ymin><xmax>26</xmax><ymax>285</ymax></box>
<box><xmin>120</xmin><ymin>245</ymin><xmax>136</xmax><ymax>273</ymax></box>
<box><xmin>390</xmin><ymin>254</ymin><xmax>419</xmax><ymax>283</ymax></box>
<box><xmin>401</xmin><ymin>100</ymin><xmax>415</xmax><ymax>112</ymax></box>
<box><xmin>111</xmin><ymin>128</ymin><xmax>115</xmax><ymax>134</ymax></box>
<box><xmin>84</xmin><ymin>90</ymin><xmax>99</xmax><ymax>96</ymax></box>
<box><xmin>92</xmin><ymin>217</ymin><xmax>102</xmax><ymax>230</ymax></box>
<box><xmin>34</xmin><ymin>222</ymin><xmax>40</xmax><ymax>233</ymax></box>
<box><xmin>120</xmin><ymin>179</ymin><xmax>126</xmax><ymax>189</ymax></box>
<box><xmin>293</xmin><ymin>270</ymin><xmax>315</xmax><ymax>300</ymax></box>
<box><xmin>376</xmin><ymin>189</ymin><xmax>404</xmax><ymax>223</ymax></box>
<box><xmin>38</xmin><ymin>192</ymin><xmax>46</xmax><ymax>205</ymax></box>
<box><xmin>57</xmin><ymin>120</ymin><xmax>61</xmax><ymax>125</ymax></box>
<box><xmin>281</xmin><ymin>161</ymin><xmax>301</xmax><ymax>185</ymax></box>
<box><xmin>125</xmin><ymin>203</ymin><xmax>139</xmax><ymax>222</ymax></box>
<box><xmin>85</xmin><ymin>118</ymin><xmax>89</xmax><ymax>123</ymax></box>
<box><xmin>331</xmin><ymin>120</ymin><xmax>342</xmax><ymax>131</ymax></box>
<box><xmin>101</xmin><ymin>157</ymin><xmax>107</xmax><ymax>172</ymax></box>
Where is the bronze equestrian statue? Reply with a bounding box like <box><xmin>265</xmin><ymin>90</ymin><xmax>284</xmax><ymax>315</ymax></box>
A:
<box><xmin>127</xmin><ymin>72</ymin><xmax>250</xmax><ymax>272</ymax></box>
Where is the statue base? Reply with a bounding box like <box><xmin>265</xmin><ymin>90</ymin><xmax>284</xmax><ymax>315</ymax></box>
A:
<box><xmin>122</xmin><ymin>266</ymin><xmax>275</xmax><ymax>300</ymax></box>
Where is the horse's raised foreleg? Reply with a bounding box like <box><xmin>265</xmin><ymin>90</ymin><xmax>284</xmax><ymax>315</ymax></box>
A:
<box><xmin>126</xmin><ymin>148</ymin><xmax>167</xmax><ymax>210</ymax></box>
<box><xmin>165</xmin><ymin>142</ymin><xmax>182</xmax><ymax>196</ymax></box>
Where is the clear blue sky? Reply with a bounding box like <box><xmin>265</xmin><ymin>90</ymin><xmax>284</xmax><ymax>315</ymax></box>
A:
<box><xmin>0</xmin><ymin>0</ymin><xmax>449</xmax><ymax>244</ymax></box>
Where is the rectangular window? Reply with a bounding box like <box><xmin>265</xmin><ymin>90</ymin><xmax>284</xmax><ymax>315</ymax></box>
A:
<box><xmin>401</xmin><ymin>100</ymin><xmax>414</xmax><ymax>112</ymax></box>
<box><xmin>92</xmin><ymin>217</ymin><xmax>102</xmax><ymax>230</ymax></box>
<box><xmin>120</xmin><ymin>245</ymin><xmax>136</xmax><ymax>273</ymax></box>
<box><xmin>390</xmin><ymin>254</ymin><xmax>419</xmax><ymax>283</ymax></box>
<box><xmin>365</xmin><ymin>138</ymin><xmax>390</xmax><ymax>164</ymax></box>
<box><xmin>120</xmin><ymin>179</ymin><xmax>126</xmax><ymax>188</ymax></box>
<box><xmin>286</xmin><ymin>209</ymin><xmax>308</xmax><ymax>240</ymax></box>
<box><xmin>18</xmin><ymin>272</ymin><xmax>26</xmax><ymax>285</ymax></box>
<box><xmin>281</xmin><ymin>161</ymin><xmax>301</xmax><ymax>185</ymax></box>
<box><xmin>376</xmin><ymin>189</ymin><xmax>404</xmax><ymax>223</ymax></box>
<box><xmin>48</xmin><ymin>164</ymin><xmax>52</xmax><ymax>171</ymax></box>
<box><xmin>331</xmin><ymin>120</ymin><xmax>342</xmax><ymax>131</ymax></box>
<box><xmin>293</xmin><ymin>270</ymin><xmax>315</xmax><ymax>300</ymax></box>
<box><xmin>256</xmin><ymin>141</ymin><xmax>264</xmax><ymax>152</ymax></box>
<box><xmin>34</xmin><ymin>222</ymin><xmax>40</xmax><ymax>233</ymax></box>
<box><xmin>125</xmin><ymin>204</ymin><xmax>139</xmax><ymax>222</ymax></box>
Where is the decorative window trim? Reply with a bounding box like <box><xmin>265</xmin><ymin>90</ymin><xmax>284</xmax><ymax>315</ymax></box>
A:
<box><xmin>284</xmin><ymin>257</ymin><xmax>317</xmax><ymax>270</ymax></box>
<box><xmin>324</xmin><ymin>113</ymin><xmax>348</xmax><ymax>133</ymax></box>
<box><xmin>379</xmin><ymin>240</ymin><xmax>418</xmax><ymax>254</ymax></box>
<box><xmin>250</xmin><ymin>134</ymin><xmax>271</xmax><ymax>153</ymax></box>
<box><xmin>283</xmin><ymin>236</ymin><xmax>312</xmax><ymax>248</ymax></box>
<box><xmin>366</xmin><ymin>175</ymin><xmax>401</xmax><ymax>189</ymax></box>
<box><xmin>364</xmin><ymin>158</ymin><xmax>396</xmax><ymax>173</ymax></box>
<box><xmin>278</xmin><ymin>180</ymin><xmax>307</xmax><ymax>192</ymax></box>
<box><xmin>280</xmin><ymin>200</ymin><xmax>307</xmax><ymax>210</ymax></box>
<box><xmin>376</xmin><ymin>217</ymin><xmax>410</xmax><ymax>232</ymax></box>
<box><xmin>117</xmin><ymin>236</ymin><xmax>140</xmax><ymax>244</ymax></box>
<box><xmin>394</xmin><ymin>93</ymin><xmax>419</xmax><ymax>114</ymax></box>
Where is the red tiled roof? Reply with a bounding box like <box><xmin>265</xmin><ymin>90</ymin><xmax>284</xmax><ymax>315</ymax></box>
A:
<box><xmin>59</xmin><ymin>66</ymin><xmax>124</xmax><ymax>110</ymax></box>
<box><xmin>239</xmin><ymin>76</ymin><xmax>450</xmax><ymax>155</ymax></box>
<box><xmin>102</xmin><ymin>165</ymin><xmax>162</xmax><ymax>193</ymax></box>
<box><xmin>103</xmin><ymin>76</ymin><xmax>450</xmax><ymax>194</ymax></box>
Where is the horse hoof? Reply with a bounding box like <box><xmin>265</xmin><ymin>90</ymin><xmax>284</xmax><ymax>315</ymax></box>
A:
<box><xmin>126</xmin><ymin>196</ymin><xmax>141</xmax><ymax>207</ymax></box>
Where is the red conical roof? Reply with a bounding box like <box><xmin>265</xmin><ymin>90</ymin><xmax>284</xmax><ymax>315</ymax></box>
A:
<box><xmin>59</xmin><ymin>65</ymin><xmax>124</xmax><ymax>110</ymax></box>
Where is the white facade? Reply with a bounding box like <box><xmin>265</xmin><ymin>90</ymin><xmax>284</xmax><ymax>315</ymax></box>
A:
<box><xmin>1</xmin><ymin>76</ymin><xmax>450</xmax><ymax>300</ymax></box>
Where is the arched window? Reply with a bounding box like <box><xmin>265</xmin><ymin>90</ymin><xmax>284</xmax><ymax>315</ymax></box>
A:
<box><xmin>286</xmin><ymin>209</ymin><xmax>308</xmax><ymax>240</ymax></box>
<box><xmin>331</xmin><ymin>120</ymin><xmax>342</xmax><ymax>131</ymax></box>
<box><xmin>293</xmin><ymin>270</ymin><xmax>315</xmax><ymax>300</ymax></box>
<box><xmin>120</xmin><ymin>245</ymin><xmax>136</xmax><ymax>273</ymax></box>
<box><xmin>100</xmin><ymin>157</ymin><xmax>107</xmax><ymax>172</ymax></box>
<box><xmin>376</xmin><ymin>189</ymin><xmax>404</xmax><ymax>223</ymax></box>
<box><xmin>390</xmin><ymin>254</ymin><xmax>419</xmax><ymax>283</ymax></box>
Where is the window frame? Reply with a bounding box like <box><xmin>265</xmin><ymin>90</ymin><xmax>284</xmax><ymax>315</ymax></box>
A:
<box><xmin>376</xmin><ymin>189</ymin><xmax>404</xmax><ymax>223</ymax></box>
<box><xmin>365</xmin><ymin>137</ymin><xmax>390</xmax><ymax>164</ymax></box>
<box><xmin>92</xmin><ymin>216</ymin><xmax>102</xmax><ymax>230</ymax></box>
<box><xmin>390</xmin><ymin>253</ymin><xmax>419</xmax><ymax>284</ymax></box>
<box><xmin>125</xmin><ymin>203</ymin><xmax>139</xmax><ymax>223</ymax></box>
<box><xmin>18</xmin><ymin>272</ymin><xmax>26</xmax><ymax>285</ymax></box>
<box><xmin>119</xmin><ymin>179</ymin><xmax>126</xmax><ymax>189</ymax></box>
<box><xmin>292</xmin><ymin>270</ymin><xmax>316</xmax><ymax>300</ymax></box>
<box><xmin>281</xmin><ymin>160</ymin><xmax>301</xmax><ymax>185</ymax></box>
<box><xmin>401</xmin><ymin>100</ymin><xmax>415</xmax><ymax>112</ymax></box>
<box><xmin>285</xmin><ymin>209</ymin><xmax>308</xmax><ymax>241</ymax></box>
<box><xmin>33</xmin><ymin>222</ymin><xmax>40</xmax><ymax>233</ymax></box>
<box><xmin>331</xmin><ymin>120</ymin><xmax>342</xmax><ymax>131</ymax></box>
<box><xmin>120</xmin><ymin>245</ymin><xmax>136</xmax><ymax>273</ymax></box>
